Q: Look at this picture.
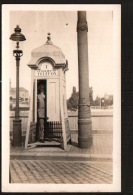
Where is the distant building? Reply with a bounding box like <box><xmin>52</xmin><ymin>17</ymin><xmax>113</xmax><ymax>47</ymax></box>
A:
<box><xmin>10</xmin><ymin>80</ymin><xmax>29</xmax><ymax>100</ymax></box>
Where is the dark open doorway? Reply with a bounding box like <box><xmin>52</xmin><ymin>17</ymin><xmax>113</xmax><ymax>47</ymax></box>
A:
<box><xmin>37</xmin><ymin>79</ymin><xmax>47</xmax><ymax>120</ymax></box>
<box><xmin>36</xmin><ymin>79</ymin><xmax>47</xmax><ymax>142</ymax></box>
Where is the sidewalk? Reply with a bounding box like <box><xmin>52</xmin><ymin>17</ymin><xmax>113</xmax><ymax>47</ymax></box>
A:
<box><xmin>10</xmin><ymin>133</ymin><xmax>113</xmax><ymax>161</ymax></box>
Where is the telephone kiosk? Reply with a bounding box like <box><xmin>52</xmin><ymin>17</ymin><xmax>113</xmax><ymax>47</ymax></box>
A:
<box><xmin>25</xmin><ymin>34</ymin><xmax>71</xmax><ymax>150</ymax></box>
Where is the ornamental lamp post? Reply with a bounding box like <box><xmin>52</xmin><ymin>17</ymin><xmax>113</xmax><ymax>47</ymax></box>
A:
<box><xmin>10</xmin><ymin>25</ymin><xmax>26</xmax><ymax>147</ymax></box>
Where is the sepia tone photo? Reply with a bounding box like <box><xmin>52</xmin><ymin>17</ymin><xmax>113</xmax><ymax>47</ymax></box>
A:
<box><xmin>2</xmin><ymin>4</ymin><xmax>121</xmax><ymax>192</ymax></box>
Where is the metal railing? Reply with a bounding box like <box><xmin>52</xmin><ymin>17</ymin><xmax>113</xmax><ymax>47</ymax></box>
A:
<box><xmin>44</xmin><ymin>121</ymin><xmax>62</xmax><ymax>139</ymax></box>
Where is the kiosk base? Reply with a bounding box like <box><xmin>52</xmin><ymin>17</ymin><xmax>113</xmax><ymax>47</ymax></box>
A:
<box><xmin>27</xmin><ymin>141</ymin><xmax>61</xmax><ymax>149</ymax></box>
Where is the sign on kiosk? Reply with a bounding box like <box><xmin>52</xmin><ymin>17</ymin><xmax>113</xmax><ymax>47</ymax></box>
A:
<box><xmin>35</xmin><ymin>62</ymin><xmax>58</xmax><ymax>76</ymax></box>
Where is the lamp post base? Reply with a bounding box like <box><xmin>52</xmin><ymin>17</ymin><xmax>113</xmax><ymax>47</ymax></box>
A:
<box><xmin>78</xmin><ymin>119</ymin><xmax>93</xmax><ymax>148</ymax></box>
<box><xmin>78</xmin><ymin>136</ymin><xmax>93</xmax><ymax>148</ymax></box>
<box><xmin>13</xmin><ymin>119</ymin><xmax>22</xmax><ymax>147</ymax></box>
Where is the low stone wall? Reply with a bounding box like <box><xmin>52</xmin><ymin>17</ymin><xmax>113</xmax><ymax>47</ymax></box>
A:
<box><xmin>68</xmin><ymin>109</ymin><xmax>113</xmax><ymax>133</ymax></box>
<box><xmin>10</xmin><ymin>109</ymin><xmax>113</xmax><ymax>145</ymax></box>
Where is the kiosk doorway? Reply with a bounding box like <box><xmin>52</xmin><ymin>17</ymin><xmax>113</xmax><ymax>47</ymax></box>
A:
<box><xmin>37</xmin><ymin>79</ymin><xmax>47</xmax><ymax>142</ymax></box>
<box><xmin>36</xmin><ymin>79</ymin><xmax>62</xmax><ymax>143</ymax></box>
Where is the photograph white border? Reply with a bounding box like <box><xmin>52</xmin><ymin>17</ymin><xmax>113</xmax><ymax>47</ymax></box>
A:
<box><xmin>2</xmin><ymin>4</ymin><xmax>121</xmax><ymax>192</ymax></box>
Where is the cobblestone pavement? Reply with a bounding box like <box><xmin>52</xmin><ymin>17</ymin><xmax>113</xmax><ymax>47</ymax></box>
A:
<box><xmin>10</xmin><ymin>160</ymin><xmax>112</xmax><ymax>184</ymax></box>
<box><xmin>11</xmin><ymin>134</ymin><xmax>113</xmax><ymax>156</ymax></box>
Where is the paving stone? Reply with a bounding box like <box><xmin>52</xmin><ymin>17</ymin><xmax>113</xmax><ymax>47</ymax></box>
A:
<box><xmin>10</xmin><ymin>133</ymin><xmax>113</xmax><ymax>183</ymax></box>
<box><xmin>9</xmin><ymin>160</ymin><xmax>113</xmax><ymax>184</ymax></box>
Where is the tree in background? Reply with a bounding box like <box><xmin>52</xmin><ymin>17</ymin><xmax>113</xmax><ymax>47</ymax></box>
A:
<box><xmin>67</xmin><ymin>86</ymin><xmax>94</xmax><ymax>110</ymax></box>
<box><xmin>67</xmin><ymin>87</ymin><xmax>113</xmax><ymax>110</ymax></box>
<box><xmin>89</xmin><ymin>87</ymin><xmax>94</xmax><ymax>106</ymax></box>
<box><xmin>67</xmin><ymin>87</ymin><xmax>78</xmax><ymax>110</ymax></box>
<box><xmin>94</xmin><ymin>95</ymin><xmax>101</xmax><ymax>106</ymax></box>
<box><xmin>94</xmin><ymin>94</ymin><xmax>113</xmax><ymax>107</ymax></box>
<box><xmin>104</xmin><ymin>94</ymin><xmax>113</xmax><ymax>106</ymax></box>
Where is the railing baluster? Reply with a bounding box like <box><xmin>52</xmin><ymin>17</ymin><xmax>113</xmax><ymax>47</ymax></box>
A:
<box><xmin>43</xmin><ymin>121</ymin><xmax>63</xmax><ymax>141</ymax></box>
<box><xmin>48</xmin><ymin>122</ymin><xmax>49</xmax><ymax>136</ymax></box>
<box><xmin>54</xmin><ymin>122</ymin><xmax>55</xmax><ymax>137</ymax></box>
<box><xmin>51</xmin><ymin>122</ymin><xmax>52</xmax><ymax>136</ymax></box>
<box><xmin>53</xmin><ymin>122</ymin><xmax>54</xmax><ymax>136</ymax></box>
<box><xmin>60</xmin><ymin>123</ymin><xmax>62</xmax><ymax>137</ymax></box>
<box><xmin>59</xmin><ymin>122</ymin><xmax>61</xmax><ymax>137</ymax></box>
<box><xmin>56</xmin><ymin>122</ymin><xmax>57</xmax><ymax>137</ymax></box>
<box><xmin>50</xmin><ymin>122</ymin><xmax>51</xmax><ymax>136</ymax></box>
<box><xmin>52</xmin><ymin>122</ymin><xmax>53</xmax><ymax>136</ymax></box>
<box><xmin>57</xmin><ymin>122</ymin><xmax>58</xmax><ymax>137</ymax></box>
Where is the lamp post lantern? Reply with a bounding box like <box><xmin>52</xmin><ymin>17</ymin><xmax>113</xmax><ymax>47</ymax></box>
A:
<box><xmin>10</xmin><ymin>25</ymin><xmax>26</xmax><ymax>147</ymax></box>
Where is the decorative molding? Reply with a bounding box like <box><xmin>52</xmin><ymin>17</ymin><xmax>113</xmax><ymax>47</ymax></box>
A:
<box><xmin>77</xmin><ymin>21</ymin><xmax>88</xmax><ymax>32</ymax></box>
<box><xmin>78</xmin><ymin>98</ymin><xmax>90</xmax><ymax>107</ymax></box>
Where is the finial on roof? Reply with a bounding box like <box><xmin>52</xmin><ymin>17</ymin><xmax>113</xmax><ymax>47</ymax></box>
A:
<box><xmin>46</xmin><ymin>32</ymin><xmax>53</xmax><ymax>44</ymax></box>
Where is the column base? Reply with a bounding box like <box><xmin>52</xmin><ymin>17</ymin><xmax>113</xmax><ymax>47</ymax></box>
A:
<box><xmin>78</xmin><ymin>136</ymin><xmax>93</xmax><ymax>149</ymax></box>
<box><xmin>13</xmin><ymin>119</ymin><xmax>22</xmax><ymax>147</ymax></box>
<box><xmin>78</xmin><ymin>118</ymin><xmax>93</xmax><ymax>149</ymax></box>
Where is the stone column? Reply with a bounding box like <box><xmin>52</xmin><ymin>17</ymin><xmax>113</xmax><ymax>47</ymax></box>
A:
<box><xmin>77</xmin><ymin>11</ymin><xmax>93</xmax><ymax>148</ymax></box>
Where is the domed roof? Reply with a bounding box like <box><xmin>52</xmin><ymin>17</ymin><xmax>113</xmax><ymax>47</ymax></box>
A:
<box><xmin>28</xmin><ymin>33</ymin><xmax>67</xmax><ymax>68</ymax></box>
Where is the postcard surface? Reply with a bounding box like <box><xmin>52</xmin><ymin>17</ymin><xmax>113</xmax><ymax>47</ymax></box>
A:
<box><xmin>2</xmin><ymin>4</ymin><xmax>121</xmax><ymax>192</ymax></box>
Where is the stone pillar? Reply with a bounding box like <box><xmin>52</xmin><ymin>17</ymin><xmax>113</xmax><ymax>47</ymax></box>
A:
<box><xmin>77</xmin><ymin>11</ymin><xmax>93</xmax><ymax>148</ymax></box>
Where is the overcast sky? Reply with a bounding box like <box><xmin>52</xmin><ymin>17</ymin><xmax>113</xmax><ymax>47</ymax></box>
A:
<box><xmin>9</xmin><ymin>11</ymin><xmax>113</xmax><ymax>99</ymax></box>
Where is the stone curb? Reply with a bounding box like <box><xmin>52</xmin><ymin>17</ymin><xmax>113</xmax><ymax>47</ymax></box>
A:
<box><xmin>70</xmin><ymin>130</ymin><xmax>113</xmax><ymax>134</ymax></box>
<box><xmin>10</xmin><ymin>152</ymin><xmax>112</xmax><ymax>162</ymax></box>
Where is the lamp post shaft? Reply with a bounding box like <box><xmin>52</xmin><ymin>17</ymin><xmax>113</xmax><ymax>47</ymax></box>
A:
<box><xmin>77</xmin><ymin>11</ymin><xmax>93</xmax><ymax>148</ymax></box>
<box><xmin>15</xmin><ymin>56</ymin><xmax>20</xmax><ymax>118</ymax></box>
<box><xmin>13</xmin><ymin>53</ymin><xmax>22</xmax><ymax>147</ymax></box>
